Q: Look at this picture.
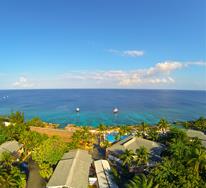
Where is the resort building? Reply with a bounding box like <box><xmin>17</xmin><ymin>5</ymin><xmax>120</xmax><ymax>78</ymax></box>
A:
<box><xmin>186</xmin><ymin>129</ymin><xmax>206</xmax><ymax>148</ymax></box>
<box><xmin>93</xmin><ymin>160</ymin><xmax>118</xmax><ymax>188</ymax></box>
<box><xmin>0</xmin><ymin>140</ymin><xmax>23</xmax><ymax>159</ymax></box>
<box><xmin>106</xmin><ymin>136</ymin><xmax>164</xmax><ymax>165</ymax></box>
<box><xmin>46</xmin><ymin>149</ymin><xmax>92</xmax><ymax>188</ymax></box>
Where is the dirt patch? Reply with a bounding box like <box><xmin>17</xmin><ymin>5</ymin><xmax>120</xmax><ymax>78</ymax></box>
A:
<box><xmin>64</xmin><ymin>124</ymin><xmax>81</xmax><ymax>132</ymax></box>
<box><xmin>30</xmin><ymin>126</ymin><xmax>73</xmax><ymax>142</ymax></box>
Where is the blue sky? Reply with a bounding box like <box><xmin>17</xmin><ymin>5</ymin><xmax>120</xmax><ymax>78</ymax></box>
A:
<box><xmin>0</xmin><ymin>0</ymin><xmax>205</xmax><ymax>89</ymax></box>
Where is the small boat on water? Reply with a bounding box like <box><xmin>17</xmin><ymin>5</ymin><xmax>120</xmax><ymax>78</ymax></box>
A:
<box><xmin>113</xmin><ymin>108</ymin><xmax>119</xmax><ymax>113</ymax></box>
<box><xmin>75</xmin><ymin>107</ymin><xmax>80</xmax><ymax>112</ymax></box>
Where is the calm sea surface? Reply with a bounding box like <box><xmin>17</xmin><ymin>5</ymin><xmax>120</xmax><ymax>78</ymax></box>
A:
<box><xmin>0</xmin><ymin>89</ymin><xmax>205</xmax><ymax>127</ymax></box>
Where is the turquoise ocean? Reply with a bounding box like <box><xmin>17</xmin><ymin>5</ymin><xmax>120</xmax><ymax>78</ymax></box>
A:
<box><xmin>0</xmin><ymin>89</ymin><xmax>205</xmax><ymax>127</ymax></box>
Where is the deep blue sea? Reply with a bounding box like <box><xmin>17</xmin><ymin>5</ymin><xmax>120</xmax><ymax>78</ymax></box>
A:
<box><xmin>0</xmin><ymin>89</ymin><xmax>205</xmax><ymax>127</ymax></box>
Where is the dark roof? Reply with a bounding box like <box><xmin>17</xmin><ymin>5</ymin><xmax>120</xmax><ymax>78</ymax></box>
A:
<box><xmin>47</xmin><ymin>149</ymin><xmax>92</xmax><ymax>188</ymax></box>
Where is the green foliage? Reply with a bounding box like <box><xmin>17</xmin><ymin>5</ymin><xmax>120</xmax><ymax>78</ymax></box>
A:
<box><xmin>116</xmin><ymin>121</ymin><xmax>206</xmax><ymax>187</ymax></box>
<box><xmin>160</xmin><ymin>127</ymin><xmax>188</xmax><ymax>144</ymax></box>
<box><xmin>119</xmin><ymin>126</ymin><xmax>131</xmax><ymax>136</ymax></box>
<box><xmin>140</xmin><ymin>122</ymin><xmax>149</xmax><ymax>136</ymax></box>
<box><xmin>71</xmin><ymin>127</ymin><xmax>94</xmax><ymax>149</ymax></box>
<box><xmin>100</xmin><ymin>140</ymin><xmax>110</xmax><ymax>148</ymax></box>
<box><xmin>193</xmin><ymin>116</ymin><xmax>206</xmax><ymax>132</ymax></box>
<box><xmin>32</xmin><ymin>137</ymin><xmax>67</xmax><ymax>166</ymax></box>
<box><xmin>32</xmin><ymin>136</ymin><xmax>67</xmax><ymax>179</ymax></box>
<box><xmin>39</xmin><ymin>163</ymin><xmax>53</xmax><ymax>179</ymax></box>
<box><xmin>187</xmin><ymin>148</ymin><xmax>206</xmax><ymax>176</ymax></box>
<box><xmin>10</xmin><ymin>112</ymin><xmax>24</xmax><ymax>124</ymax></box>
<box><xmin>110</xmin><ymin>167</ymin><xmax>121</xmax><ymax>185</ymax></box>
<box><xmin>0</xmin><ymin>153</ymin><xmax>26</xmax><ymax>188</ymax></box>
<box><xmin>0</xmin><ymin>112</ymin><xmax>70</xmax><ymax>181</ymax></box>
<box><xmin>147</xmin><ymin>128</ymin><xmax>159</xmax><ymax>141</ymax></box>
<box><xmin>126</xmin><ymin>174</ymin><xmax>159</xmax><ymax>188</ymax></box>
<box><xmin>26</xmin><ymin>117</ymin><xmax>45</xmax><ymax>127</ymax></box>
<box><xmin>98</xmin><ymin>124</ymin><xmax>107</xmax><ymax>132</ymax></box>
<box><xmin>150</xmin><ymin>157</ymin><xmax>206</xmax><ymax>188</ymax></box>
<box><xmin>119</xmin><ymin>147</ymin><xmax>149</xmax><ymax>169</ymax></box>
<box><xmin>115</xmin><ymin>133</ymin><xmax>121</xmax><ymax>141</ymax></box>
<box><xmin>135</xmin><ymin>146</ymin><xmax>149</xmax><ymax>166</ymax></box>
<box><xmin>149</xmin><ymin>129</ymin><xmax>206</xmax><ymax>188</ymax></box>
<box><xmin>0</xmin><ymin>123</ymin><xmax>28</xmax><ymax>141</ymax></box>
<box><xmin>181</xmin><ymin>116</ymin><xmax>206</xmax><ymax>132</ymax></box>
<box><xmin>157</xmin><ymin>118</ymin><xmax>170</xmax><ymax>133</ymax></box>
<box><xmin>0</xmin><ymin>133</ymin><xmax>8</xmax><ymax>145</ymax></box>
<box><xmin>120</xmin><ymin>149</ymin><xmax>135</xmax><ymax>167</ymax></box>
<box><xmin>19</xmin><ymin>131</ymin><xmax>47</xmax><ymax>152</ymax></box>
<box><xmin>0</xmin><ymin>152</ymin><xmax>14</xmax><ymax>166</ymax></box>
<box><xmin>0</xmin><ymin>166</ymin><xmax>26</xmax><ymax>188</ymax></box>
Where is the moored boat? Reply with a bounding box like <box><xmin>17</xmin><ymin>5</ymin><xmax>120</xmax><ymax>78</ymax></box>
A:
<box><xmin>113</xmin><ymin>108</ymin><xmax>119</xmax><ymax>113</ymax></box>
<box><xmin>75</xmin><ymin>107</ymin><xmax>80</xmax><ymax>112</ymax></box>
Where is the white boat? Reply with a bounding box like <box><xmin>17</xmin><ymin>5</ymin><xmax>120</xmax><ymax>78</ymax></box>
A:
<box><xmin>113</xmin><ymin>108</ymin><xmax>119</xmax><ymax>113</ymax></box>
<box><xmin>75</xmin><ymin>108</ymin><xmax>80</xmax><ymax>112</ymax></box>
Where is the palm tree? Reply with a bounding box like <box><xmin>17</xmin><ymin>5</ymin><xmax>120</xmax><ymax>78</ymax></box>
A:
<box><xmin>147</xmin><ymin>128</ymin><xmax>159</xmax><ymax>141</ymax></box>
<box><xmin>140</xmin><ymin>122</ymin><xmax>149</xmax><ymax>136</ymax></box>
<box><xmin>189</xmin><ymin>137</ymin><xmax>202</xmax><ymax>150</ymax></box>
<box><xmin>10</xmin><ymin>111</ymin><xmax>24</xmax><ymax>124</ymax></box>
<box><xmin>2</xmin><ymin>167</ymin><xmax>26</xmax><ymax>188</ymax></box>
<box><xmin>81</xmin><ymin>127</ymin><xmax>94</xmax><ymax>149</ymax></box>
<box><xmin>120</xmin><ymin>149</ymin><xmax>135</xmax><ymax>167</ymax></box>
<box><xmin>188</xmin><ymin>148</ymin><xmax>206</xmax><ymax>176</ymax></box>
<box><xmin>135</xmin><ymin>129</ymin><xmax>142</xmax><ymax>137</ymax></box>
<box><xmin>126</xmin><ymin>174</ymin><xmax>159</xmax><ymax>188</ymax></box>
<box><xmin>135</xmin><ymin>146</ymin><xmax>149</xmax><ymax>166</ymax></box>
<box><xmin>169</xmin><ymin>139</ymin><xmax>189</xmax><ymax>160</ymax></box>
<box><xmin>157</xmin><ymin>119</ymin><xmax>170</xmax><ymax>133</ymax></box>
<box><xmin>0</xmin><ymin>174</ymin><xmax>17</xmax><ymax>188</ymax></box>
<box><xmin>10</xmin><ymin>167</ymin><xmax>26</xmax><ymax>188</ymax></box>
<box><xmin>97</xmin><ymin>124</ymin><xmax>107</xmax><ymax>143</ymax></box>
<box><xmin>149</xmin><ymin>157</ymin><xmax>174</xmax><ymax>185</ymax></box>
<box><xmin>119</xmin><ymin>126</ymin><xmax>131</xmax><ymax>136</ymax></box>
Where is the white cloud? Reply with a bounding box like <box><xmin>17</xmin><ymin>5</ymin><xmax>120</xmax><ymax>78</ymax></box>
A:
<box><xmin>58</xmin><ymin>60</ymin><xmax>205</xmax><ymax>87</ymax></box>
<box><xmin>185</xmin><ymin>61</ymin><xmax>206</xmax><ymax>66</ymax></box>
<box><xmin>13</xmin><ymin>76</ymin><xmax>34</xmax><ymax>88</ymax></box>
<box><xmin>59</xmin><ymin>61</ymin><xmax>183</xmax><ymax>87</ymax></box>
<box><xmin>146</xmin><ymin>61</ymin><xmax>183</xmax><ymax>76</ymax></box>
<box><xmin>108</xmin><ymin>49</ymin><xmax>144</xmax><ymax>57</ymax></box>
<box><xmin>123</xmin><ymin>50</ymin><xmax>144</xmax><ymax>57</ymax></box>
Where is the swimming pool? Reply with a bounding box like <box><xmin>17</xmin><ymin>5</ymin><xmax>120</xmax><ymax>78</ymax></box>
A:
<box><xmin>106</xmin><ymin>133</ymin><xmax>128</xmax><ymax>143</ymax></box>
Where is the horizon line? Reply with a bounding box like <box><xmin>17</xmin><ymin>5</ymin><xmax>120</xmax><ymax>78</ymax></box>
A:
<box><xmin>0</xmin><ymin>88</ymin><xmax>206</xmax><ymax>92</ymax></box>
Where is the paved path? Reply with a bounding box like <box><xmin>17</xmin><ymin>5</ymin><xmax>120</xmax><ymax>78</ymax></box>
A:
<box><xmin>27</xmin><ymin>159</ymin><xmax>46</xmax><ymax>188</ymax></box>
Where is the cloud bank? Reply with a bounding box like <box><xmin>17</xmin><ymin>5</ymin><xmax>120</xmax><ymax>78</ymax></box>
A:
<box><xmin>10</xmin><ymin>61</ymin><xmax>206</xmax><ymax>89</ymax></box>
<box><xmin>13</xmin><ymin>76</ymin><xmax>34</xmax><ymax>88</ymax></box>
<box><xmin>59</xmin><ymin>61</ymin><xmax>187</xmax><ymax>87</ymax></box>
